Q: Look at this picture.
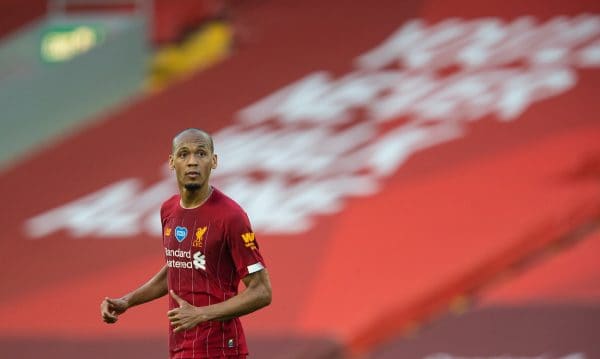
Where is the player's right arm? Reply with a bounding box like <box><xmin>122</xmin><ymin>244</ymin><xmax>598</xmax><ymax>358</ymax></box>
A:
<box><xmin>100</xmin><ymin>265</ymin><xmax>168</xmax><ymax>324</ymax></box>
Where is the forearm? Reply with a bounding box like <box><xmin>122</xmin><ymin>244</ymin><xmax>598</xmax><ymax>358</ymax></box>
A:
<box><xmin>201</xmin><ymin>269</ymin><xmax>272</xmax><ymax>322</ymax></box>
<box><xmin>122</xmin><ymin>265</ymin><xmax>168</xmax><ymax>308</ymax></box>
<box><xmin>167</xmin><ymin>269</ymin><xmax>272</xmax><ymax>332</ymax></box>
<box><xmin>202</xmin><ymin>284</ymin><xmax>271</xmax><ymax>322</ymax></box>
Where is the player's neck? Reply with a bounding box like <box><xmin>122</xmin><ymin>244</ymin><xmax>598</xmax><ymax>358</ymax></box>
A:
<box><xmin>180</xmin><ymin>185</ymin><xmax>213</xmax><ymax>209</ymax></box>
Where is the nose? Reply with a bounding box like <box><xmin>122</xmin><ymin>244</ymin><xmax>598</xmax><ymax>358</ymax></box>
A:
<box><xmin>186</xmin><ymin>153</ymin><xmax>200</xmax><ymax>166</ymax></box>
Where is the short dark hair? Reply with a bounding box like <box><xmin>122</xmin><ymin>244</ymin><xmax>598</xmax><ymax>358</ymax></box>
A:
<box><xmin>172</xmin><ymin>128</ymin><xmax>214</xmax><ymax>153</ymax></box>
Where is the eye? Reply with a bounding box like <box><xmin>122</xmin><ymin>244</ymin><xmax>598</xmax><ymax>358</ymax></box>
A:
<box><xmin>197</xmin><ymin>150</ymin><xmax>207</xmax><ymax>157</ymax></box>
<box><xmin>178</xmin><ymin>152</ymin><xmax>188</xmax><ymax>158</ymax></box>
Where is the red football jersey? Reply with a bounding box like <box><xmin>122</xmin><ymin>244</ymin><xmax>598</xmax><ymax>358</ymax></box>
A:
<box><xmin>160</xmin><ymin>187</ymin><xmax>266</xmax><ymax>359</ymax></box>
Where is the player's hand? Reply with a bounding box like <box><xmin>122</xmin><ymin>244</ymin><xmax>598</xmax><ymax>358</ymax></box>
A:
<box><xmin>100</xmin><ymin>297</ymin><xmax>128</xmax><ymax>324</ymax></box>
<box><xmin>167</xmin><ymin>290</ymin><xmax>205</xmax><ymax>333</ymax></box>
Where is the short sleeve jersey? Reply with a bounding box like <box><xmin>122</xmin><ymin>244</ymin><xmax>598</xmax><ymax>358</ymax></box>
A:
<box><xmin>160</xmin><ymin>187</ymin><xmax>266</xmax><ymax>359</ymax></box>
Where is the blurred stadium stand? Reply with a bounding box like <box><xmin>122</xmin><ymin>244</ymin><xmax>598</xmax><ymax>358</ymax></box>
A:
<box><xmin>0</xmin><ymin>1</ymin><xmax>148</xmax><ymax>168</ymax></box>
<box><xmin>0</xmin><ymin>0</ymin><xmax>46</xmax><ymax>38</ymax></box>
<box><xmin>0</xmin><ymin>0</ymin><xmax>223</xmax><ymax>43</ymax></box>
<box><xmin>368</xmin><ymin>229</ymin><xmax>600</xmax><ymax>358</ymax></box>
<box><xmin>0</xmin><ymin>0</ymin><xmax>599</xmax><ymax>358</ymax></box>
<box><xmin>0</xmin><ymin>0</ymin><xmax>227</xmax><ymax>167</ymax></box>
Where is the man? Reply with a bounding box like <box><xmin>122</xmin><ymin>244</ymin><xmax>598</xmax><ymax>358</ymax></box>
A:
<box><xmin>100</xmin><ymin>128</ymin><xmax>272</xmax><ymax>359</ymax></box>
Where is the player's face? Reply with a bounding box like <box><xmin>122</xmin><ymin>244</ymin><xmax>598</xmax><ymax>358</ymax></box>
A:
<box><xmin>169</xmin><ymin>134</ymin><xmax>217</xmax><ymax>191</ymax></box>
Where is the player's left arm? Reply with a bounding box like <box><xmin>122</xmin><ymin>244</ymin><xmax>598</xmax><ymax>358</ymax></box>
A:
<box><xmin>168</xmin><ymin>268</ymin><xmax>272</xmax><ymax>333</ymax></box>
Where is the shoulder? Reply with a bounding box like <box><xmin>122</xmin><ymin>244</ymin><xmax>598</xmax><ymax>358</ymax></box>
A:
<box><xmin>160</xmin><ymin>194</ymin><xmax>180</xmax><ymax>219</ymax></box>
<box><xmin>211</xmin><ymin>187</ymin><xmax>249</xmax><ymax>222</ymax></box>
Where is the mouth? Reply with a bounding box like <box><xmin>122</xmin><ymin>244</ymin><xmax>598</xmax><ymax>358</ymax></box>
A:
<box><xmin>185</xmin><ymin>171</ymin><xmax>200</xmax><ymax>179</ymax></box>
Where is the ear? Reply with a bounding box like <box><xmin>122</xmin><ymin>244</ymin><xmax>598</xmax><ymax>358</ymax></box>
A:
<box><xmin>168</xmin><ymin>154</ymin><xmax>175</xmax><ymax>170</ymax></box>
<box><xmin>212</xmin><ymin>154</ymin><xmax>218</xmax><ymax>169</ymax></box>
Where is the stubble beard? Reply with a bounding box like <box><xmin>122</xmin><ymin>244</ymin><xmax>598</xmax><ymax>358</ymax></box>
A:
<box><xmin>184</xmin><ymin>183</ymin><xmax>202</xmax><ymax>191</ymax></box>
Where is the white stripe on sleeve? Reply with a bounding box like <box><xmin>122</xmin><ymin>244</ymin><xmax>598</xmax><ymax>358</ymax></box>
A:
<box><xmin>247</xmin><ymin>262</ymin><xmax>264</xmax><ymax>274</ymax></box>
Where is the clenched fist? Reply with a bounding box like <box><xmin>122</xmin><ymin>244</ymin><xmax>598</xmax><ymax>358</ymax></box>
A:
<box><xmin>100</xmin><ymin>297</ymin><xmax>128</xmax><ymax>324</ymax></box>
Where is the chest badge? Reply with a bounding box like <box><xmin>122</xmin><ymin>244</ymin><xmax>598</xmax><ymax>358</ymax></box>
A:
<box><xmin>174</xmin><ymin>226</ymin><xmax>188</xmax><ymax>242</ymax></box>
<box><xmin>193</xmin><ymin>226</ymin><xmax>207</xmax><ymax>248</ymax></box>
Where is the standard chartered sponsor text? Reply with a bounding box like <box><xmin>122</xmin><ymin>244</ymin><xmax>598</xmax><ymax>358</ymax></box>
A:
<box><xmin>166</xmin><ymin>248</ymin><xmax>193</xmax><ymax>269</ymax></box>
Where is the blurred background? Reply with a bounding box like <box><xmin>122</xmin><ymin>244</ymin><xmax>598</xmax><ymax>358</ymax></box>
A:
<box><xmin>0</xmin><ymin>0</ymin><xmax>599</xmax><ymax>358</ymax></box>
